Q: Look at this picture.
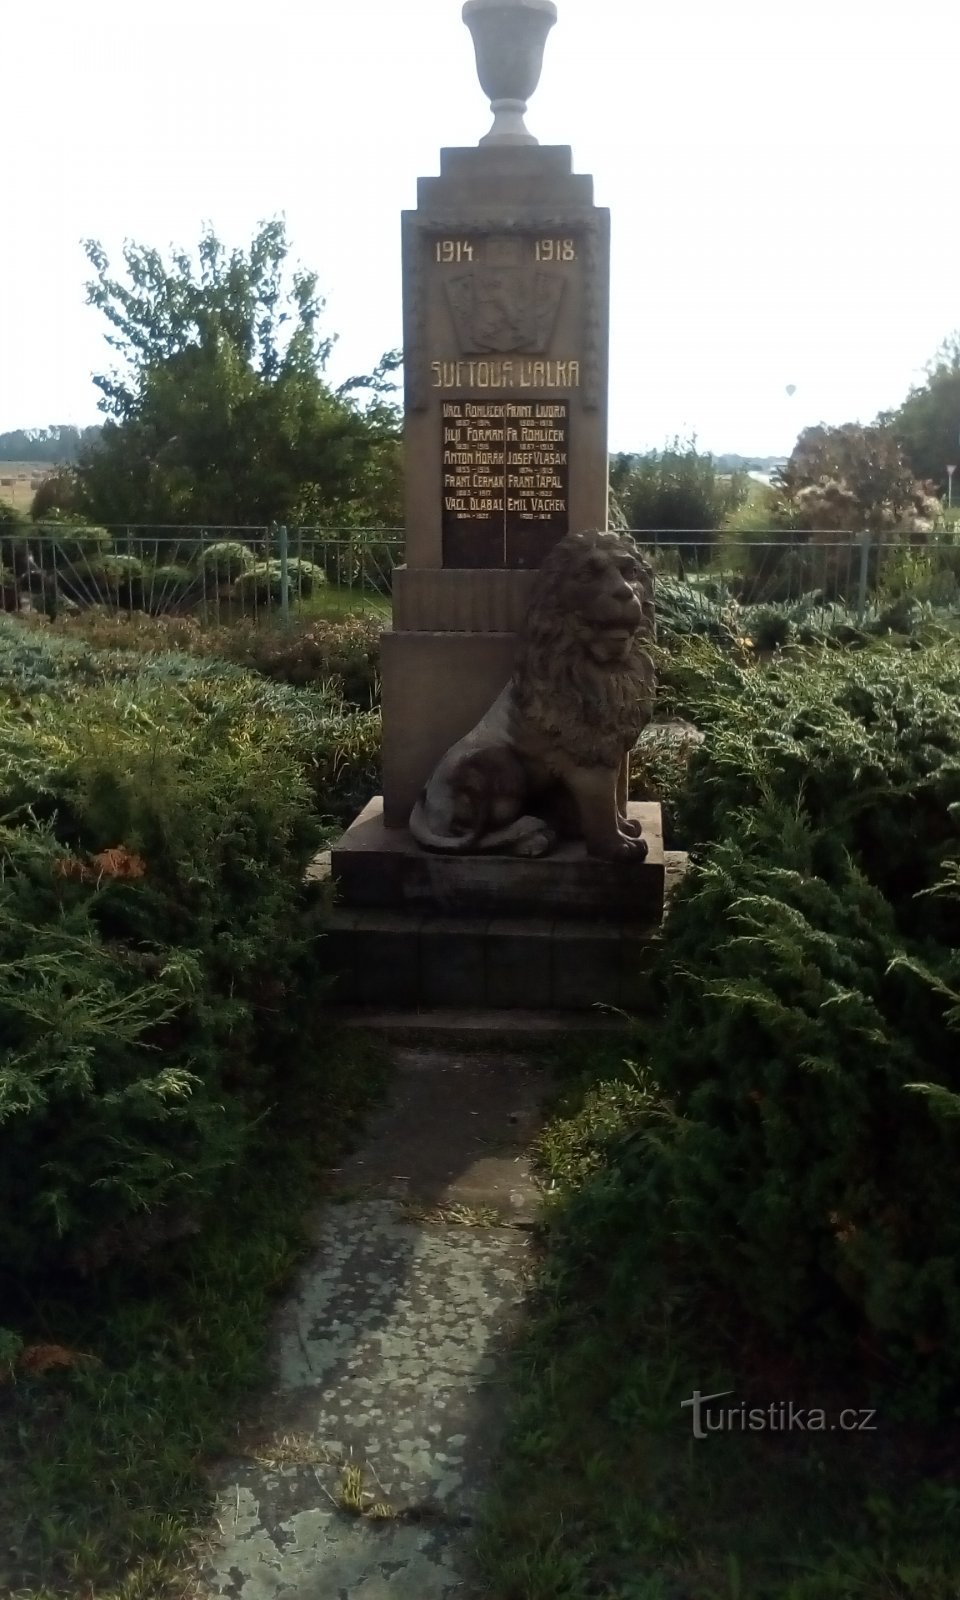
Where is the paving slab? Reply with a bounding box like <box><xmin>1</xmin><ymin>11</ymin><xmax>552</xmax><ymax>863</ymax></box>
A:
<box><xmin>200</xmin><ymin>1046</ymin><xmax>552</xmax><ymax>1600</ymax></box>
<box><xmin>331</xmin><ymin>1046</ymin><xmax>547</xmax><ymax>1223</ymax></box>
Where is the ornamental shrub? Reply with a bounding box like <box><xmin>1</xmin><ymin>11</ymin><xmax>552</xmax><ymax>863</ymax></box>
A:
<box><xmin>0</xmin><ymin>633</ymin><xmax>332</xmax><ymax>1277</ymax></box>
<box><xmin>195</xmin><ymin>540</ymin><xmax>256</xmax><ymax>583</ymax></box>
<box><xmin>222</xmin><ymin>614</ymin><xmax>383</xmax><ymax>705</ymax></box>
<box><xmin>232</xmin><ymin>558</ymin><xmax>326</xmax><ymax>604</ymax></box>
<box><xmin>623</xmin><ymin>810</ymin><xmax>960</xmax><ymax>1411</ymax></box>
<box><xmin>664</xmin><ymin>640</ymin><xmax>960</xmax><ymax>941</ymax></box>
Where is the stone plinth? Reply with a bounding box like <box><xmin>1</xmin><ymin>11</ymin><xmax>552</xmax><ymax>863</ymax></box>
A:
<box><xmin>313</xmin><ymin>835</ymin><xmax>685</xmax><ymax>1014</ymax></box>
<box><xmin>333</xmin><ymin>797</ymin><xmax>665</xmax><ymax>921</ymax></box>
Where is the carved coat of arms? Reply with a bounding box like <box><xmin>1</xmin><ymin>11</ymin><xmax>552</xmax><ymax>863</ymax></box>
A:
<box><xmin>446</xmin><ymin>266</ymin><xmax>564</xmax><ymax>354</ymax></box>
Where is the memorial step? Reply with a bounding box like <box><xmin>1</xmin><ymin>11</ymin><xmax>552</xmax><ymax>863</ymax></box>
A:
<box><xmin>322</xmin><ymin>904</ymin><xmax>661</xmax><ymax>1013</ymax></box>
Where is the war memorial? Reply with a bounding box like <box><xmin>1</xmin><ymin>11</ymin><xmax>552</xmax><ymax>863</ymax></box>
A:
<box><xmin>327</xmin><ymin>0</ymin><xmax>666</xmax><ymax>1012</ymax></box>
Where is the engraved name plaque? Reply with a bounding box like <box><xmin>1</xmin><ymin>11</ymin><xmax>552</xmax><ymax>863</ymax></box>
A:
<box><xmin>441</xmin><ymin>397</ymin><xmax>569</xmax><ymax>568</ymax></box>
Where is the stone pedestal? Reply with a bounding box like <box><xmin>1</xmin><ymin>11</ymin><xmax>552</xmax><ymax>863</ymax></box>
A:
<box><xmin>325</xmin><ymin>800</ymin><xmax>668</xmax><ymax>1013</ymax></box>
<box><xmin>383</xmin><ymin>139</ymin><xmax>611</xmax><ymax>822</ymax></box>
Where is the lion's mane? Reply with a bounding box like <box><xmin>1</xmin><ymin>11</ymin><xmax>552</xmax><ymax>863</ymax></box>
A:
<box><xmin>513</xmin><ymin>530</ymin><xmax>656</xmax><ymax>770</ymax></box>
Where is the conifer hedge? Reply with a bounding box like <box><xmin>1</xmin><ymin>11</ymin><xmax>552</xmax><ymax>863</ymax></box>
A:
<box><xmin>0</xmin><ymin>621</ymin><xmax>350</xmax><ymax>1280</ymax></box>
<box><xmin>611</xmin><ymin>639</ymin><xmax>960</xmax><ymax>1411</ymax></box>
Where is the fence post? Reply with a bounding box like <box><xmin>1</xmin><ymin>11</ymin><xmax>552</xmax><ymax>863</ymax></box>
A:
<box><xmin>856</xmin><ymin>532</ymin><xmax>872</xmax><ymax>623</ymax></box>
<box><xmin>278</xmin><ymin>523</ymin><xmax>290</xmax><ymax>624</ymax></box>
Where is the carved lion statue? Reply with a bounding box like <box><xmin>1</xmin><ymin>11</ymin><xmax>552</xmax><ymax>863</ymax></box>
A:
<box><xmin>408</xmin><ymin>530</ymin><xmax>656</xmax><ymax>860</ymax></box>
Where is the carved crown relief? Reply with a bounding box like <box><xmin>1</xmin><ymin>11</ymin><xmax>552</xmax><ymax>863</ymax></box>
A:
<box><xmin>444</xmin><ymin>236</ymin><xmax>565</xmax><ymax>355</ymax></box>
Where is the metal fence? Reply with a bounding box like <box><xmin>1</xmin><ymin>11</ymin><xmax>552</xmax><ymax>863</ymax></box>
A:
<box><xmin>0</xmin><ymin>525</ymin><xmax>404</xmax><ymax>625</ymax></box>
<box><xmin>2</xmin><ymin>523</ymin><xmax>960</xmax><ymax>629</ymax></box>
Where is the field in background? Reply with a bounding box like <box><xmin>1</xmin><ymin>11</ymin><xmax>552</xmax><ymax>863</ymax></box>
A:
<box><xmin>0</xmin><ymin>462</ymin><xmax>50</xmax><ymax>512</ymax></box>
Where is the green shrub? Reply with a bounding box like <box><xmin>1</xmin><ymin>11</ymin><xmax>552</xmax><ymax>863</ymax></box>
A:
<box><xmin>31</xmin><ymin>517</ymin><xmax>113</xmax><ymax>564</ymax></box>
<box><xmin>220</xmin><ymin>615</ymin><xmax>383</xmax><ymax>705</ymax></box>
<box><xmin>232</xmin><ymin>558</ymin><xmax>327</xmax><ymax>604</ymax></box>
<box><xmin>627</xmin><ymin>811</ymin><xmax>960</xmax><ymax>1410</ymax></box>
<box><xmin>40</xmin><ymin>609</ymin><xmax>385</xmax><ymax>707</ymax></box>
<box><xmin>195</xmin><ymin>540</ymin><xmax>256</xmax><ymax>583</ymax></box>
<box><xmin>30</xmin><ymin>469</ymin><xmax>82</xmax><ymax>522</ymax></box>
<box><xmin>611</xmin><ymin>439</ymin><xmax>747</xmax><ymax>537</ymax></box>
<box><xmin>142</xmin><ymin>562</ymin><xmax>200</xmax><ymax>611</ymax></box>
<box><xmin>667</xmin><ymin>640</ymin><xmax>960</xmax><ymax>939</ymax></box>
<box><xmin>0</xmin><ymin>647</ymin><xmax>329</xmax><ymax>1277</ymax></box>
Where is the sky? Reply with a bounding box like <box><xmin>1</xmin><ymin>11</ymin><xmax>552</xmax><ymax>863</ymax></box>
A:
<box><xmin>2</xmin><ymin>0</ymin><xmax>958</xmax><ymax>458</ymax></box>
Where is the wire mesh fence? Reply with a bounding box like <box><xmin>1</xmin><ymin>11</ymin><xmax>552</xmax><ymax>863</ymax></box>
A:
<box><xmin>2</xmin><ymin>523</ymin><xmax>959</xmax><ymax>630</ymax></box>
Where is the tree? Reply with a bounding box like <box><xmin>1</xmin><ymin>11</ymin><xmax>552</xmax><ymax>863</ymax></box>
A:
<box><xmin>77</xmin><ymin>221</ymin><xmax>403</xmax><ymax>528</ymax></box>
<box><xmin>609</xmin><ymin>437</ymin><xmax>746</xmax><ymax>542</ymax></box>
<box><xmin>0</xmin><ymin>426</ymin><xmax>101</xmax><ymax>465</ymax></box>
<box><xmin>774</xmin><ymin>422</ymin><xmax>938</xmax><ymax>534</ymax></box>
<box><xmin>891</xmin><ymin>333</ymin><xmax>960</xmax><ymax>497</ymax></box>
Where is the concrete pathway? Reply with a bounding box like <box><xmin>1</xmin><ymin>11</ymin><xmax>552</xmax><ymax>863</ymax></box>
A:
<box><xmin>200</xmin><ymin>1046</ymin><xmax>551</xmax><ymax>1600</ymax></box>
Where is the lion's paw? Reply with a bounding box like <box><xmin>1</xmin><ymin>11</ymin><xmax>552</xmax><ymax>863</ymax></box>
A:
<box><xmin>596</xmin><ymin>834</ymin><xmax>648</xmax><ymax>861</ymax></box>
<box><xmin>619</xmin><ymin>817</ymin><xmax>644</xmax><ymax>839</ymax></box>
<box><xmin>514</xmin><ymin>827</ymin><xmax>557</xmax><ymax>858</ymax></box>
<box><xmin>619</xmin><ymin>834</ymin><xmax>649</xmax><ymax>860</ymax></box>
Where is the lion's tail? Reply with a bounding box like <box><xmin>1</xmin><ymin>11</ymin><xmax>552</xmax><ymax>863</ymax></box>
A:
<box><xmin>408</xmin><ymin>795</ymin><xmax>483</xmax><ymax>854</ymax></box>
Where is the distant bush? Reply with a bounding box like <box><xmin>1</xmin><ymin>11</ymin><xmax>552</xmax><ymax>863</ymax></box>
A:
<box><xmin>611</xmin><ymin>439</ymin><xmax>748</xmax><ymax>539</ymax></box>
<box><xmin>31</xmin><ymin>518</ymin><xmax>113</xmax><ymax>564</ymax></box>
<box><xmin>30</xmin><ymin>469</ymin><xmax>82</xmax><ymax>522</ymax></box>
<box><xmin>232</xmin><ymin>558</ymin><xmax>327</xmax><ymax>604</ymax></box>
<box><xmin>196</xmin><ymin>540</ymin><xmax>256</xmax><ymax>583</ymax></box>
<box><xmin>143</xmin><ymin>563</ymin><xmax>199</xmax><ymax>610</ymax></box>
<box><xmin>221</xmin><ymin>614</ymin><xmax>383</xmax><ymax>705</ymax></box>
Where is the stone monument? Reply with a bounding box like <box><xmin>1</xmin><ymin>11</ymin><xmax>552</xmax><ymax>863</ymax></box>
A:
<box><xmin>327</xmin><ymin>0</ymin><xmax>665</xmax><ymax>1012</ymax></box>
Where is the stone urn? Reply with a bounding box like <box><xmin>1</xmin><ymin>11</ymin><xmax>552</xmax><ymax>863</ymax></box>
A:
<box><xmin>462</xmin><ymin>0</ymin><xmax>558</xmax><ymax>146</ymax></box>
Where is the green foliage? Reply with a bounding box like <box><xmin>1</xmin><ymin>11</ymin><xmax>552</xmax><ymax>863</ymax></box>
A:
<box><xmin>776</xmin><ymin>422</ymin><xmax>939</xmax><ymax>534</ymax></box>
<box><xmin>232</xmin><ymin>557</ymin><xmax>327</xmax><ymax>603</ymax></box>
<box><xmin>41</xmin><ymin>607</ymin><xmax>385</xmax><ymax>707</ymax></box>
<box><xmin>78</xmin><ymin>220</ymin><xmax>403</xmax><ymax>528</ymax></box>
<box><xmin>0</xmin><ymin>498</ymin><xmax>27</xmax><ymax>535</ymax></box>
<box><xmin>892</xmin><ymin>331</ymin><xmax>960</xmax><ymax>495</ymax></box>
<box><xmin>195</xmin><ymin>538</ymin><xmax>256</xmax><ymax>582</ymax></box>
<box><xmin>1</xmin><ymin>1028</ymin><xmax>388</xmax><ymax>1596</ymax></box>
<box><xmin>632</xmin><ymin>812</ymin><xmax>960</xmax><ymax>1404</ymax></box>
<box><xmin>217</xmin><ymin>613</ymin><xmax>383</xmax><ymax>705</ymax></box>
<box><xmin>611</xmin><ymin>438</ymin><xmax>747</xmax><ymax>537</ymax></box>
<box><xmin>30</xmin><ymin>517</ymin><xmax>113</xmax><ymax>563</ymax></box>
<box><xmin>0</xmin><ymin>620</ymin><xmax>342</xmax><ymax>1277</ymax></box>
<box><xmin>668</xmin><ymin>641</ymin><xmax>960</xmax><ymax>939</ymax></box>
<box><xmin>30</xmin><ymin>467</ymin><xmax>82</xmax><ymax>521</ymax></box>
<box><xmin>144</xmin><ymin>561</ymin><xmax>199</xmax><ymax>609</ymax></box>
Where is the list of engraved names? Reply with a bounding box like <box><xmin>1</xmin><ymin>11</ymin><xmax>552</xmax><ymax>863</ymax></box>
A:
<box><xmin>442</xmin><ymin>400</ymin><xmax>568</xmax><ymax>524</ymax></box>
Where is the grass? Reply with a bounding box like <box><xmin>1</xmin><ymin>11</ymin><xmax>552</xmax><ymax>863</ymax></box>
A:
<box><xmin>187</xmin><ymin>584</ymin><xmax>391</xmax><ymax>627</ymax></box>
<box><xmin>477</xmin><ymin>1038</ymin><xmax>960</xmax><ymax>1600</ymax></box>
<box><xmin>0</xmin><ymin>1030</ymin><xmax>390</xmax><ymax>1600</ymax></box>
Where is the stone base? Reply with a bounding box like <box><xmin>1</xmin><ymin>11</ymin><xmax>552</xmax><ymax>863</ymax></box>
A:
<box><xmin>315</xmin><ymin>798</ymin><xmax>679</xmax><ymax>1013</ymax></box>
<box><xmin>323</xmin><ymin>905</ymin><xmax>661</xmax><ymax>1012</ymax></box>
<box><xmin>332</xmin><ymin>797</ymin><xmax>665</xmax><ymax>921</ymax></box>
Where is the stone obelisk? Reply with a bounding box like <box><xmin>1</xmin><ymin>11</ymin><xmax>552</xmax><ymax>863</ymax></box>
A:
<box><xmin>382</xmin><ymin>0</ymin><xmax>611</xmax><ymax>824</ymax></box>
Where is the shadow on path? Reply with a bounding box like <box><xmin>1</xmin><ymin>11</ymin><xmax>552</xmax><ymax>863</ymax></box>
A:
<box><xmin>199</xmin><ymin>1045</ymin><xmax>553</xmax><ymax>1600</ymax></box>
